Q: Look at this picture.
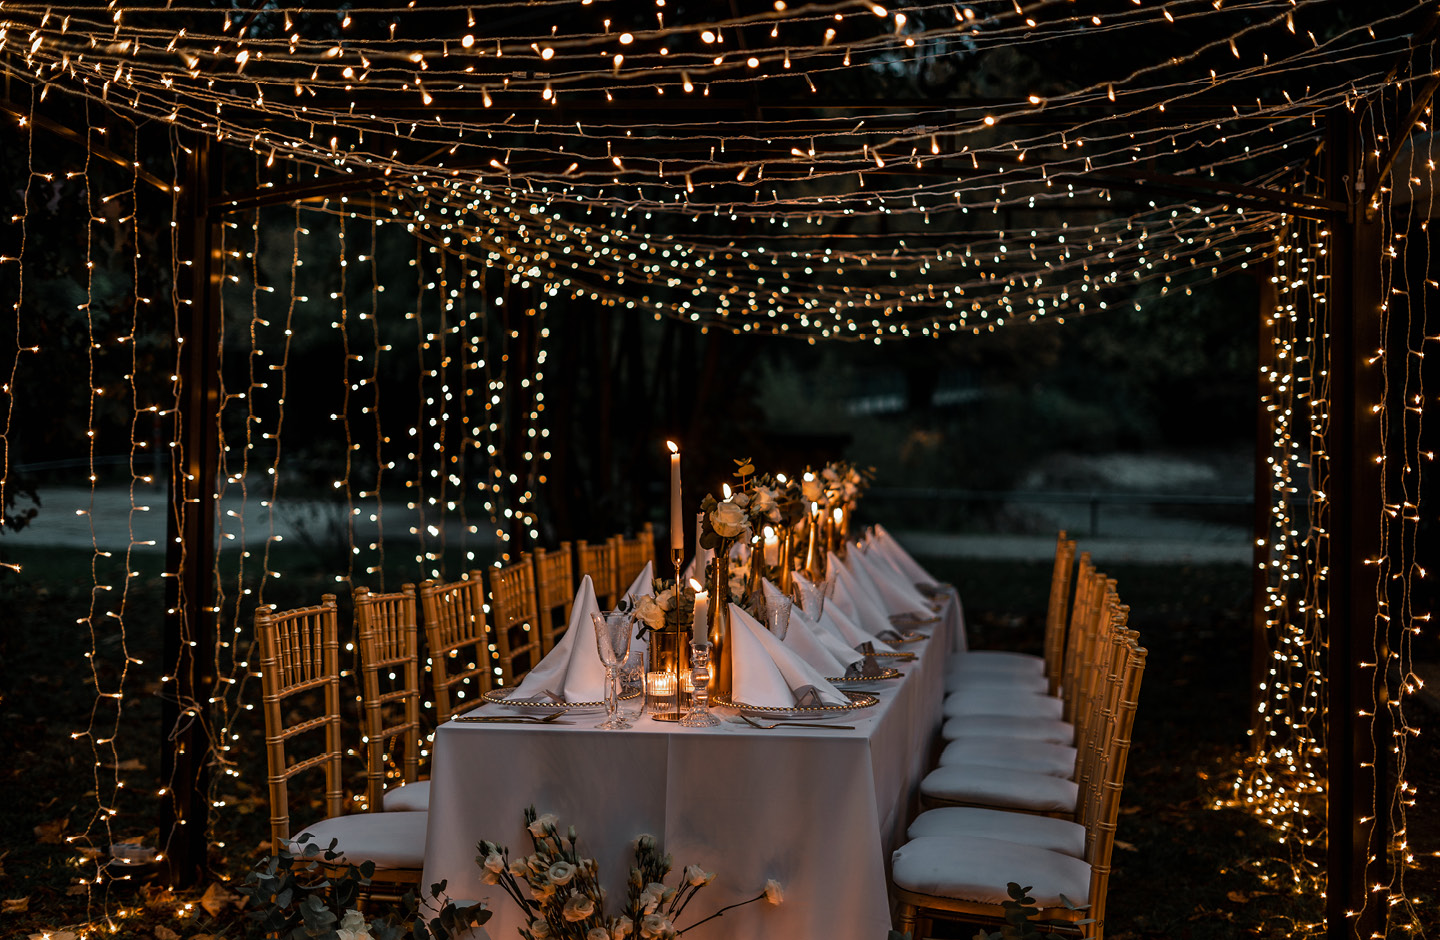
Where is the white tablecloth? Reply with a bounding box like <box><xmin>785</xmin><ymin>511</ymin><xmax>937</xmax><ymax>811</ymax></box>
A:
<box><xmin>421</xmin><ymin>594</ymin><xmax>959</xmax><ymax>939</ymax></box>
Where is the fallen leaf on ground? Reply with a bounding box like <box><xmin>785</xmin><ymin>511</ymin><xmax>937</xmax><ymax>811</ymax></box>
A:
<box><xmin>1114</xmin><ymin>839</ymin><xmax>1137</xmax><ymax>852</ymax></box>
<box><xmin>34</xmin><ymin>819</ymin><xmax>67</xmax><ymax>843</ymax></box>
<box><xmin>155</xmin><ymin>926</ymin><xmax>180</xmax><ymax>940</ymax></box>
<box><xmin>1227</xmin><ymin>890</ymin><xmax>1250</xmax><ymax>903</ymax></box>
<box><xmin>2</xmin><ymin>897</ymin><xmax>29</xmax><ymax>914</ymax></box>
<box><xmin>199</xmin><ymin>882</ymin><xmax>237</xmax><ymax>918</ymax></box>
<box><xmin>1119</xmin><ymin>805</ymin><xmax>1142</xmax><ymax>815</ymax></box>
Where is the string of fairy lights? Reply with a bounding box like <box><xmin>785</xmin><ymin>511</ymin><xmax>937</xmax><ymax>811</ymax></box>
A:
<box><xmin>0</xmin><ymin>1</ymin><xmax>1436</xmax><ymax>938</ymax></box>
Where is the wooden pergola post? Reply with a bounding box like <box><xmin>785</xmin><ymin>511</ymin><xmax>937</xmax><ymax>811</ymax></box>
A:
<box><xmin>160</xmin><ymin>135</ymin><xmax>223</xmax><ymax>887</ymax></box>
<box><xmin>1323</xmin><ymin>104</ymin><xmax>1389</xmax><ymax>940</ymax></box>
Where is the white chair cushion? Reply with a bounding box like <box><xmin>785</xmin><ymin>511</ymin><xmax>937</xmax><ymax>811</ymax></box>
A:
<box><xmin>944</xmin><ymin>670</ymin><xmax>1048</xmax><ymax>696</ymax></box>
<box><xmin>938</xmin><ymin>736</ymin><xmax>1077</xmax><ymax>778</ymax></box>
<box><xmin>943</xmin><ymin>689</ymin><xmax>1064</xmax><ymax>720</ymax></box>
<box><xmin>947</xmin><ymin>651</ymin><xmax>1044</xmax><ymax>675</ymax></box>
<box><xmin>290</xmin><ymin>810</ymin><xmax>428</xmax><ymax>869</ymax></box>
<box><xmin>381</xmin><ymin>780</ymin><xmax>431</xmax><ymax>813</ymax></box>
<box><xmin>892</xmin><ymin>835</ymin><xmax>1091</xmax><ymax>908</ymax></box>
<box><xmin>942</xmin><ymin>715</ymin><xmax>1073</xmax><ymax>745</ymax></box>
<box><xmin>920</xmin><ymin>764</ymin><xmax>1078</xmax><ymax>814</ymax></box>
<box><xmin>907</xmin><ymin>807</ymin><xmax>1086</xmax><ymax>859</ymax></box>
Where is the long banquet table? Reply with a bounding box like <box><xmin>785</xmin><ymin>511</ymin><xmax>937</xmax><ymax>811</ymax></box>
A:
<box><xmin>421</xmin><ymin>592</ymin><xmax>961</xmax><ymax>939</ymax></box>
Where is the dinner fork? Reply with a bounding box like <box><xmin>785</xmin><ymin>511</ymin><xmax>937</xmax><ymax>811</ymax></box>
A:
<box><xmin>737</xmin><ymin>714</ymin><xmax>855</xmax><ymax>731</ymax></box>
<box><xmin>455</xmin><ymin>709</ymin><xmax>569</xmax><ymax>723</ymax></box>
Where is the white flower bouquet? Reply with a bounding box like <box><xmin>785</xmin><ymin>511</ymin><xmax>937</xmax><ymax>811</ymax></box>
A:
<box><xmin>476</xmin><ymin>807</ymin><xmax>781</xmax><ymax>940</ymax></box>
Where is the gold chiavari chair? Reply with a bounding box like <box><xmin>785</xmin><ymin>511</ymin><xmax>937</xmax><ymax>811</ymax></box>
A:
<box><xmin>532</xmin><ymin>542</ymin><xmax>575</xmax><ymax>653</ymax></box>
<box><xmin>418</xmin><ymin>572</ymin><xmax>494</xmax><ymax>722</ymax></box>
<box><xmin>576</xmin><ymin>538</ymin><xmax>620</xmax><ymax>610</ymax></box>
<box><xmin>946</xmin><ymin>532</ymin><xmax>1077</xmax><ymax>696</ymax></box>
<box><xmin>254</xmin><ymin>596</ymin><xmax>426</xmax><ymax>893</ymax></box>
<box><xmin>488</xmin><ymin>555</ymin><xmax>544</xmax><ymax>683</ymax></box>
<box><xmin>938</xmin><ymin>554</ymin><xmax>1097</xmax><ymax>747</ymax></box>
<box><xmin>892</xmin><ymin>637</ymin><xmax>1147</xmax><ymax>940</ymax></box>
<box><xmin>922</xmin><ymin>578</ymin><xmax>1124</xmax><ymax>817</ymax></box>
<box><xmin>613</xmin><ymin>524</ymin><xmax>655</xmax><ymax>592</ymax></box>
<box><xmin>354</xmin><ymin>585</ymin><xmax>427</xmax><ymax>814</ymax></box>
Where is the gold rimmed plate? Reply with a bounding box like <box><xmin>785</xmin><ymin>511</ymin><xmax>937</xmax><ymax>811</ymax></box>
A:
<box><xmin>480</xmin><ymin>685</ymin><xmax>641</xmax><ymax>711</ymax></box>
<box><xmin>827</xmin><ymin>667</ymin><xmax>902</xmax><ymax>683</ymax></box>
<box><xmin>873</xmin><ymin>650</ymin><xmax>917</xmax><ymax>661</ymax></box>
<box><xmin>710</xmin><ymin>688</ymin><xmax>878</xmax><ymax>717</ymax></box>
<box><xmin>890</xmin><ymin>611</ymin><xmax>941</xmax><ymax>629</ymax></box>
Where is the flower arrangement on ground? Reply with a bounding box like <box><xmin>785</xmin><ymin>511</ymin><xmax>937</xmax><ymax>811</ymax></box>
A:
<box><xmin>238</xmin><ymin>834</ymin><xmax>489</xmax><ymax>940</ymax></box>
<box><xmin>476</xmin><ymin>807</ymin><xmax>782</xmax><ymax>940</ymax></box>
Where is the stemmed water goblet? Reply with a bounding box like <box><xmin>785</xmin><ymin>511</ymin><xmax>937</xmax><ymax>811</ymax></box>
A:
<box><xmin>591</xmin><ymin>610</ymin><xmax>634</xmax><ymax>730</ymax></box>
<box><xmin>765</xmin><ymin>594</ymin><xmax>793</xmax><ymax>641</ymax></box>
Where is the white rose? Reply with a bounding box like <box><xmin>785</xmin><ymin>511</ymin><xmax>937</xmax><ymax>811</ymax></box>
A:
<box><xmin>633</xmin><ymin>595</ymin><xmax>666</xmax><ymax>630</ymax></box>
<box><xmin>710</xmin><ymin>501</ymin><xmax>750</xmax><ymax>539</ymax></box>
<box><xmin>801</xmin><ymin>478</ymin><xmax>824</xmax><ymax>503</ymax></box>
<box><xmin>509</xmin><ymin>858</ymin><xmax>529</xmax><ymax>877</ymax></box>
<box><xmin>548</xmin><ymin>861</ymin><xmax>576</xmax><ymax>886</ymax></box>
<box><xmin>822</xmin><ymin>467</ymin><xmax>839</xmax><ymax>482</ymax></box>
<box><xmin>529</xmin><ymin>919</ymin><xmax>552</xmax><ymax>939</ymax></box>
<box><xmin>588</xmin><ymin>929</ymin><xmax>610</xmax><ymax>940</ymax></box>
<box><xmin>531</xmin><ymin>879</ymin><xmax>556</xmax><ymax>902</ymax></box>
<box><xmin>528</xmin><ymin>813</ymin><xmax>560</xmax><ymax>837</ymax></box>
<box><xmin>336</xmin><ymin>909</ymin><xmax>369</xmax><ymax>940</ymax></box>
<box><xmin>611</xmin><ymin>921</ymin><xmax>633</xmax><ymax>940</ymax></box>
<box><xmin>764</xmin><ymin>878</ymin><xmax>784</xmax><ymax>905</ymax></box>
<box><xmin>683</xmin><ymin>864</ymin><xmax>714</xmax><ymax>887</ymax></box>
<box><xmin>484</xmin><ymin>852</ymin><xmax>505</xmax><ymax>874</ymax></box>
<box><xmin>639</xmin><ymin>914</ymin><xmax>673</xmax><ymax>939</ymax></box>
<box><xmin>563</xmin><ymin>893</ymin><xmax>596</xmax><ymax>922</ymax></box>
<box><xmin>480</xmin><ymin>867</ymin><xmax>501</xmax><ymax>885</ymax></box>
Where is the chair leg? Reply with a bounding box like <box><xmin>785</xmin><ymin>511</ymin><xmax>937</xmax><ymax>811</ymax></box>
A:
<box><xmin>897</xmin><ymin>902</ymin><xmax>919</xmax><ymax>937</ymax></box>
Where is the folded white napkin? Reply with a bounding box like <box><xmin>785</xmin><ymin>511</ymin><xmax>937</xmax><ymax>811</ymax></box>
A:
<box><xmin>509</xmin><ymin>576</ymin><xmax>607</xmax><ymax>703</ymax></box>
<box><xmin>829</xmin><ymin>553</ymin><xmax>892</xmax><ymax>634</ymax></box>
<box><xmin>793</xmin><ymin>572</ymin><xmax>896</xmax><ymax>654</ymax></box>
<box><xmin>823</xmin><ymin>597</ymin><xmax>897</xmax><ymax>653</ymax></box>
<box><xmin>762</xmin><ymin>580</ymin><xmax>852</xmax><ymax>676</ymax></box>
<box><xmin>871</xmin><ymin>524</ymin><xmax>939</xmax><ymax>587</ymax></box>
<box><xmin>790</xmin><ymin>603</ymin><xmax>864</xmax><ymax>673</ymax></box>
<box><xmin>622</xmin><ymin>561</ymin><xmax>654</xmax><ymax>657</ymax></box>
<box><xmin>727</xmin><ymin>603</ymin><xmax>848</xmax><ymax>707</ymax></box>
<box><xmin>622</xmin><ymin>561</ymin><xmax>654</xmax><ymax>602</ymax></box>
<box><xmin>851</xmin><ymin>545</ymin><xmax>933</xmax><ymax>617</ymax></box>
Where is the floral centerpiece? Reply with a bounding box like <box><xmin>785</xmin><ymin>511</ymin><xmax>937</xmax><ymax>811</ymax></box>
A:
<box><xmin>477</xmin><ymin>808</ymin><xmax>782</xmax><ymax>940</ymax></box>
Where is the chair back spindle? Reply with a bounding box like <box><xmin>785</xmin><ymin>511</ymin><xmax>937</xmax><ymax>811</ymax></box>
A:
<box><xmin>353</xmin><ymin>585</ymin><xmax>422</xmax><ymax>812</ymax></box>
<box><xmin>254</xmin><ymin>595</ymin><xmax>344</xmax><ymax>849</ymax></box>
<box><xmin>488</xmin><ymin>555</ymin><xmax>543</xmax><ymax>684</ymax></box>
<box><xmin>532</xmin><ymin>542</ymin><xmax>576</xmax><ymax>653</ymax></box>
<box><xmin>576</xmin><ymin>539</ymin><xmax>620</xmax><ymax>609</ymax></box>
<box><xmin>418</xmin><ymin>573</ymin><xmax>495</xmax><ymax>722</ymax></box>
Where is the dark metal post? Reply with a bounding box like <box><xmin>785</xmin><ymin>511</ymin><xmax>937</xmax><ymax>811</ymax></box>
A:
<box><xmin>1324</xmin><ymin>106</ymin><xmax>1387</xmax><ymax>940</ymax></box>
<box><xmin>160</xmin><ymin>136</ymin><xmax>222</xmax><ymax>887</ymax></box>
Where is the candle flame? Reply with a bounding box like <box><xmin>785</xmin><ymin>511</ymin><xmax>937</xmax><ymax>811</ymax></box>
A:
<box><xmin>810</xmin><ymin>501</ymin><xmax>820</xmax><ymax>515</ymax></box>
<box><xmin>689</xmin><ymin>578</ymin><xmax>705</xmax><ymax>593</ymax></box>
<box><xmin>666</xmin><ymin>440</ymin><xmax>679</xmax><ymax>454</ymax></box>
<box><xmin>776</xmin><ymin>473</ymin><xmax>787</xmax><ymax>483</ymax></box>
<box><xmin>722</xmin><ymin>483</ymin><xmax>732</xmax><ymax>499</ymax></box>
<box><xmin>763</xmin><ymin>525</ymin><xmax>775</xmax><ymax>539</ymax></box>
<box><xmin>833</xmin><ymin>507</ymin><xmax>844</xmax><ymax>523</ymax></box>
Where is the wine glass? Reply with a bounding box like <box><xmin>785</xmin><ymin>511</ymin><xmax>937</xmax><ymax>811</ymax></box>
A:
<box><xmin>765</xmin><ymin>594</ymin><xmax>793</xmax><ymax>641</ymax></box>
<box><xmin>591</xmin><ymin>610</ymin><xmax>633</xmax><ymax>730</ymax></box>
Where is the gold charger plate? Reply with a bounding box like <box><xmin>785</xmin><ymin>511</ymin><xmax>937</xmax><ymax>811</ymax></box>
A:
<box><xmin>827</xmin><ymin>667</ymin><xmax>903</xmax><ymax>683</ymax></box>
<box><xmin>873</xmin><ymin>650</ymin><xmax>916</xmax><ymax>661</ymax></box>
<box><xmin>710</xmin><ymin>688</ymin><xmax>878</xmax><ymax>716</ymax></box>
<box><xmin>481</xmin><ymin>685</ymin><xmax>641</xmax><ymax>711</ymax></box>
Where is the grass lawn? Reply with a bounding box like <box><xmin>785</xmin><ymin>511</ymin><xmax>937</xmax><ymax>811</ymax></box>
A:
<box><xmin>1</xmin><ymin>548</ymin><xmax>1434</xmax><ymax>938</ymax></box>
